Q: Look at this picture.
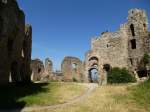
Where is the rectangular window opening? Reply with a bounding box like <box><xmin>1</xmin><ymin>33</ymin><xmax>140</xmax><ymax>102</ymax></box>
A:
<box><xmin>130</xmin><ymin>39</ymin><xmax>136</xmax><ymax>49</ymax></box>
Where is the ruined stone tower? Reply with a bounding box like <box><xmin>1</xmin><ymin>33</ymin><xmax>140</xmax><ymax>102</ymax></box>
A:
<box><xmin>0</xmin><ymin>0</ymin><xmax>32</xmax><ymax>84</ymax></box>
<box><xmin>85</xmin><ymin>9</ymin><xmax>150</xmax><ymax>85</ymax></box>
<box><xmin>31</xmin><ymin>59</ymin><xmax>44</xmax><ymax>81</ymax></box>
<box><xmin>44</xmin><ymin>58</ymin><xmax>53</xmax><ymax>79</ymax></box>
<box><xmin>61</xmin><ymin>56</ymin><xmax>84</xmax><ymax>82</ymax></box>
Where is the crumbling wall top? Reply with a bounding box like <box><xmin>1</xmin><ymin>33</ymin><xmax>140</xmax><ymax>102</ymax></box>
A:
<box><xmin>128</xmin><ymin>8</ymin><xmax>148</xmax><ymax>25</ymax></box>
<box><xmin>128</xmin><ymin>8</ymin><xmax>147</xmax><ymax>18</ymax></box>
<box><xmin>63</xmin><ymin>56</ymin><xmax>81</xmax><ymax>61</ymax></box>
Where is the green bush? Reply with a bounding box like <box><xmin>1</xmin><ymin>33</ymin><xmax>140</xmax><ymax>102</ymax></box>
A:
<box><xmin>107</xmin><ymin>67</ymin><xmax>136</xmax><ymax>84</ymax></box>
<box><xmin>72</xmin><ymin>77</ymin><xmax>78</xmax><ymax>82</ymax></box>
<box><xmin>143</xmin><ymin>53</ymin><xmax>149</xmax><ymax>67</ymax></box>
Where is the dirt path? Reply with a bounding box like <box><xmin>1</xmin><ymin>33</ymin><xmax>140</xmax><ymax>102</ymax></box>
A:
<box><xmin>18</xmin><ymin>83</ymin><xmax>98</xmax><ymax>112</ymax></box>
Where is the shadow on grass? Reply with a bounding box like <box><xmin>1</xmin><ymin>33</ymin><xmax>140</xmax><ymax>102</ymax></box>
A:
<box><xmin>0</xmin><ymin>82</ymin><xmax>49</xmax><ymax>111</ymax></box>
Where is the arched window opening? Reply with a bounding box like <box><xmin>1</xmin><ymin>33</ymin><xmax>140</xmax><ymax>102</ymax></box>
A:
<box><xmin>130</xmin><ymin>24</ymin><xmax>135</xmax><ymax>36</ymax></box>
<box><xmin>130</xmin><ymin>58</ymin><xmax>133</xmax><ymax>65</ymax></box>
<box><xmin>103</xmin><ymin>64</ymin><xmax>111</xmax><ymax>72</ymax></box>
<box><xmin>72</xmin><ymin>63</ymin><xmax>77</xmax><ymax>69</ymax></box>
<box><xmin>143</xmin><ymin>24</ymin><xmax>147</xmax><ymax>30</ymax></box>
<box><xmin>38</xmin><ymin>68</ymin><xmax>41</xmax><ymax>73</ymax></box>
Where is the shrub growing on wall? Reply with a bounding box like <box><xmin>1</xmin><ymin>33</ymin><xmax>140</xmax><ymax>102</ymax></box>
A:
<box><xmin>143</xmin><ymin>53</ymin><xmax>150</xmax><ymax>67</ymax></box>
<box><xmin>107</xmin><ymin>67</ymin><xmax>136</xmax><ymax>84</ymax></box>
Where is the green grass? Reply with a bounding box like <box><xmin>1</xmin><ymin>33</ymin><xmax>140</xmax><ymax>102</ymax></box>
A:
<box><xmin>111</xmin><ymin>79</ymin><xmax>150</xmax><ymax>112</ymax></box>
<box><xmin>130</xmin><ymin>79</ymin><xmax>150</xmax><ymax>111</ymax></box>
<box><xmin>0</xmin><ymin>82</ymin><xmax>85</xmax><ymax>110</ymax></box>
<box><xmin>28</xmin><ymin>82</ymin><xmax>150</xmax><ymax>112</ymax></box>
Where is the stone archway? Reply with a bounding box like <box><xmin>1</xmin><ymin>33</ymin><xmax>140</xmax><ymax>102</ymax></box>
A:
<box><xmin>103</xmin><ymin>64</ymin><xmax>111</xmax><ymax>72</ymax></box>
<box><xmin>88</xmin><ymin>67</ymin><xmax>99</xmax><ymax>83</ymax></box>
<box><xmin>88</xmin><ymin>56</ymin><xmax>100</xmax><ymax>83</ymax></box>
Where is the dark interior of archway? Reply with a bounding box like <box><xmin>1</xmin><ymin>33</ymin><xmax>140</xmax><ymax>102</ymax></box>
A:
<box><xmin>103</xmin><ymin>64</ymin><xmax>111</xmax><ymax>72</ymax></box>
<box><xmin>137</xmin><ymin>68</ymin><xmax>148</xmax><ymax>78</ymax></box>
<box><xmin>72</xmin><ymin>63</ymin><xmax>77</xmax><ymax>72</ymax></box>
<box><xmin>89</xmin><ymin>57</ymin><xmax>98</xmax><ymax>62</ymax></box>
<box><xmin>88</xmin><ymin>68</ymin><xmax>99</xmax><ymax>83</ymax></box>
<box><xmin>38</xmin><ymin>68</ymin><xmax>41</xmax><ymax>73</ymax></box>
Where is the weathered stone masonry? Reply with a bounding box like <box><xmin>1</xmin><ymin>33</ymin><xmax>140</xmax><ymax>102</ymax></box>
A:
<box><xmin>61</xmin><ymin>56</ymin><xmax>85</xmax><ymax>82</ymax></box>
<box><xmin>85</xmin><ymin>9</ymin><xmax>150</xmax><ymax>85</ymax></box>
<box><xmin>30</xmin><ymin>59</ymin><xmax>44</xmax><ymax>81</ymax></box>
<box><xmin>44</xmin><ymin>58</ymin><xmax>53</xmax><ymax>79</ymax></box>
<box><xmin>30</xmin><ymin>57</ymin><xmax>85</xmax><ymax>82</ymax></box>
<box><xmin>0</xmin><ymin>0</ymin><xmax>32</xmax><ymax>84</ymax></box>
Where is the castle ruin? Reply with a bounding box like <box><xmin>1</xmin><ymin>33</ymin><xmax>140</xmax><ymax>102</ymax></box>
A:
<box><xmin>0</xmin><ymin>0</ymin><xmax>32</xmax><ymax>84</ymax></box>
<box><xmin>3</xmin><ymin>0</ymin><xmax>150</xmax><ymax>85</ymax></box>
<box><xmin>25</xmin><ymin>8</ymin><xmax>150</xmax><ymax>85</ymax></box>
<box><xmin>85</xmin><ymin>9</ymin><xmax>150</xmax><ymax>85</ymax></box>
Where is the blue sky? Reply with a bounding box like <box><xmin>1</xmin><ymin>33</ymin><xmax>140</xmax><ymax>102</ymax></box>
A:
<box><xmin>17</xmin><ymin>0</ymin><xmax>150</xmax><ymax>70</ymax></box>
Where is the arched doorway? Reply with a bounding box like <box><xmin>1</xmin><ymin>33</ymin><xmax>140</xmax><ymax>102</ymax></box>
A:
<box><xmin>103</xmin><ymin>64</ymin><xmax>111</xmax><ymax>72</ymax></box>
<box><xmin>88</xmin><ymin>68</ymin><xmax>99</xmax><ymax>83</ymax></box>
<box><xmin>88</xmin><ymin>56</ymin><xmax>99</xmax><ymax>83</ymax></box>
<box><xmin>137</xmin><ymin>68</ymin><xmax>148</xmax><ymax>78</ymax></box>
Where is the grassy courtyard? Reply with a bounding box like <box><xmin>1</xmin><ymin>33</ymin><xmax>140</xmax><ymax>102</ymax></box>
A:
<box><xmin>0</xmin><ymin>82</ymin><xmax>86</xmax><ymax>109</ymax></box>
<box><xmin>46</xmin><ymin>82</ymin><xmax>150</xmax><ymax>112</ymax></box>
<box><xmin>1</xmin><ymin>80</ymin><xmax>150</xmax><ymax>112</ymax></box>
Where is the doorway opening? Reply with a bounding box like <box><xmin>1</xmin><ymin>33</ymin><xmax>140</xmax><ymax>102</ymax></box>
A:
<box><xmin>88</xmin><ymin>68</ymin><xmax>99</xmax><ymax>83</ymax></box>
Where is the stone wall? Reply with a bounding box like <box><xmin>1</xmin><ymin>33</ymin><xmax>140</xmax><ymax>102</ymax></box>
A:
<box><xmin>0</xmin><ymin>0</ymin><xmax>32</xmax><ymax>84</ymax></box>
<box><xmin>44</xmin><ymin>58</ymin><xmax>53</xmax><ymax>79</ymax></box>
<box><xmin>30</xmin><ymin>59</ymin><xmax>44</xmax><ymax>81</ymax></box>
<box><xmin>61</xmin><ymin>56</ymin><xmax>85</xmax><ymax>82</ymax></box>
<box><xmin>52</xmin><ymin>71</ymin><xmax>64</xmax><ymax>82</ymax></box>
<box><xmin>85</xmin><ymin>8</ymin><xmax>150</xmax><ymax>85</ymax></box>
<box><xmin>126</xmin><ymin>9</ymin><xmax>149</xmax><ymax>72</ymax></box>
<box><xmin>22</xmin><ymin>24</ymin><xmax>32</xmax><ymax>82</ymax></box>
